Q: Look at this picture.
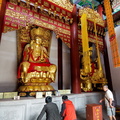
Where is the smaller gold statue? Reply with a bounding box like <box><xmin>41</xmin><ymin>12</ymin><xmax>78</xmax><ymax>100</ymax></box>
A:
<box><xmin>80</xmin><ymin>13</ymin><xmax>107</xmax><ymax>92</ymax></box>
<box><xmin>18</xmin><ymin>27</ymin><xmax>57</xmax><ymax>93</ymax></box>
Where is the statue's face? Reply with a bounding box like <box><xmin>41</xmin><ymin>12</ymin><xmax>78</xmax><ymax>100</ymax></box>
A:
<box><xmin>35</xmin><ymin>37</ymin><xmax>42</xmax><ymax>44</ymax></box>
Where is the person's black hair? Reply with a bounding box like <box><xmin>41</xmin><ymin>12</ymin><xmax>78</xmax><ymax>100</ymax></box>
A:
<box><xmin>45</xmin><ymin>96</ymin><xmax>52</xmax><ymax>103</ymax></box>
<box><xmin>62</xmin><ymin>95</ymin><xmax>68</xmax><ymax>100</ymax></box>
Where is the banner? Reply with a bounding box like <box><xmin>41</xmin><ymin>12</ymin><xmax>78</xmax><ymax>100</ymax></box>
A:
<box><xmin>104</xmin><ymin>0</ymin><xmax>120</xmax><ymax>67</ymax></box>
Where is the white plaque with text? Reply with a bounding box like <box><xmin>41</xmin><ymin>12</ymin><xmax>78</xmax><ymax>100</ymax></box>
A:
<box><xmin>46</xmin><ymin>92</ymin><xmax>52</xmax><ymax>97</ymax></box>
<box><xmin>36</xmin><ymin>92</ymin><xmax>43</xmax><ymax>98</ymax></box>
<box><xmin>0</xmin><ymin>93</ymin><xmax>3</xmax><ymax>99</ymax></box>
<box><xmin>58</xmin><ymin>89</ymin><xmax>71</xmax><ymax>95</ymax></box>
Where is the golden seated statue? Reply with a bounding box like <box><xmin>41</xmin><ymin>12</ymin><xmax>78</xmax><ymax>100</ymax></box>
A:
<box><xmin>18</xmin><ymin>27</ymin><xmax>57</xmax><ymax>93</ymax></box>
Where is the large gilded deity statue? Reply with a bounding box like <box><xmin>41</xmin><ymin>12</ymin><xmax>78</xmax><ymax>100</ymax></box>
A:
<box><xmin>80</xmin><ymin>12</ymin><xmax>107</xmax><ymax>92</ymax></box>
<box><xmin>17</xmin><ymin>27</ymin><xmax>57</xmax><ymax>95</ymax></box>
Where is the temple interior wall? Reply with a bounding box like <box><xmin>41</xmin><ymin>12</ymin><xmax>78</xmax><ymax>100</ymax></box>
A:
<box><xmin>0</xmin><ymin>92</ymin><xmax>103</xmax><ymax>120</ymax></box>
<box><xmin>105</xmin><ymin>26</ymin><xmax>120</xmax><ymax>106</ymax></box>
<box><xmin>0</xmin><ymin>31</ymin><xmax>17</xmax><ymax>92</ymax></box>
<box><xmin>0</xmin><ymin>31</ymin><xmax>71</xmax><ymax>92</ymax></box>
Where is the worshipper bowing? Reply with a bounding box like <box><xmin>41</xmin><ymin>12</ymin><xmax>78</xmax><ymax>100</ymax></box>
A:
<box><xmin>37</xmin><ymin>96</ymin><xmax>61</xmax><ymax>120</ymax></box>
<box><xmin>60</xmin><ymin>95</ymin><xmax>77</xmax><ymax>120</ymax></box>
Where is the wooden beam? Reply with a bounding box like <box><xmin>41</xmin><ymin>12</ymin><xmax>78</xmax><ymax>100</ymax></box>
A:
<box><xmin>0</xmin><ymin>0</ymin><xmax>7</xmax><ymax>42</ymax></box>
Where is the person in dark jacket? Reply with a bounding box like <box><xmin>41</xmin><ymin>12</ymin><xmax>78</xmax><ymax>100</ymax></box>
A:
<box><xmin>60</xmin><ymin>95</ymin><xmax>77</xmax><ymax>120</ymax></box>
<box><xmin>37</xmin><ymin>96</ymin><xmax>61</xmax><ymax>120</ymax></box>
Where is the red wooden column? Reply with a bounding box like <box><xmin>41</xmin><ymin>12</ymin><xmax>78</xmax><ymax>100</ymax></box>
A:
<box><xmin>70</xmin><ymin>5</ymin><xmax>81</xmax><ymax>93</ymax></box>
<box><xmin>0</xmin><ymin>0</ymin><xmax>7</xmax><ymax>42</ymax></box>
<box><xmin>58</xmin><ymin>38</ymin><xmax>63</xmax><ymax>89</ymax></box>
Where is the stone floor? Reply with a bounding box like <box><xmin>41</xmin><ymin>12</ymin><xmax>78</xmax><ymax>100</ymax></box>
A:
<box><xmin>103</xmin><ymin>109</ymin><xmax>120</xmax><ymax>120</ymax></box>
<box><xmin>77</xmin><ymin>108</ymin><xmax>120</xmax><ymax>120</ymax></box>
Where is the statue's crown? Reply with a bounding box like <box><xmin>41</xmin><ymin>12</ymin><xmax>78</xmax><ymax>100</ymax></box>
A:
<box><xmin>31</xmin><ymin>27</ymin><xmax>44</xmax><ymax>39</ymax></box>
<box><xmin>31</xmin><ymin>27</ymin><xmax>51</xmax><ymax>40</ymax></box>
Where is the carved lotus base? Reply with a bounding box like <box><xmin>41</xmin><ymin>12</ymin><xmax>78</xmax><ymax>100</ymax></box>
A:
<box><xmin>18</xmin><ymin>84</ymin><xmax>54</xmax><ymax>93</ymax></box>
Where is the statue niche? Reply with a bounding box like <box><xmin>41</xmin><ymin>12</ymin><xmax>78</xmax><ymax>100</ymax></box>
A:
<box><xmin>17</xmin><ymin>26</ymin><xmax>57</xmax><ymax>94</ymax></box>
<box><xmin>80</xmin><ymin>42</ymin><xmax>107</xmax><ymax>92</ymax></box>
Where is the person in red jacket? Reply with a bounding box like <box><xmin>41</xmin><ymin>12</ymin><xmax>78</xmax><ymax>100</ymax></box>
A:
<box><xmin>60</xmin><ymin>95</ymin><xmax>77</xmax><ymax>120</ymax></box>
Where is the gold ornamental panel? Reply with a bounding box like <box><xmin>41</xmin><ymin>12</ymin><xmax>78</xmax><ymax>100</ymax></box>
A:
<box><xmin>47</xmin><ymin>0</ymin><xmax>74</xmax><ymax>12</ymax></box>
<box><xmin>79</xmin><ymin>8</ymin><xmax>104</xmax><ymax>26</ymax></box>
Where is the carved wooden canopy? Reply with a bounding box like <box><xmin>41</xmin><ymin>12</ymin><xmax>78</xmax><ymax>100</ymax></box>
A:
<box><xmin>1</xmin><ymin>0</ymin><xmax>105</xmax><ymax>52</ymax></box>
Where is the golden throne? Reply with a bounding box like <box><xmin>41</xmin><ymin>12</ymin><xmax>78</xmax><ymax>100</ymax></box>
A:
<box><xmin>17</xmin><ymin>27</ymin><xmax>57</xmax><ymax>96</ymax></box>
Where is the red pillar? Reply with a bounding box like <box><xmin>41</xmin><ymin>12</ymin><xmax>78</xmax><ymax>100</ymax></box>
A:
<box><xmin>70</xmin><ymin>5</ymin><xmax>81</xmax><ymax>93</ymax></box>
<box><xmin>97</xmin><ymin>4</ymin><xmax>103</xmax><ymax>19</ymax></box>
<box><xmin>58</xmin><ymin>38</ymin><xmax>63</xmax><ymax>89</ymax></box>
<box><xmin>0</xmin><ymin>0</ymin><xmax>7</xmax><ymax>42</ymax></box>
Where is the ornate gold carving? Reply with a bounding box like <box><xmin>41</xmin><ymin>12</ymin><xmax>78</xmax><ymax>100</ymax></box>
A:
<box><xmin>5</xmin><ymin>3</ymin><xmax>71</xmax><ymax>50</ymax></box>
<box><xmin>80</xmin><ymin>14</ymin><xmax>106</xmax><ymax>92</ymax></box>
<box><xmin>5</xmin><ymin>21</ymin><xmax>10</xmax><ymax>25</ymax></box>
<box><xmin>51</xmin><ymin>4</ymin><xmax>54</xmax><ymax>9</ymax></box>
<box><xmin>30</xmin><ymin>92</ymin><xmax>36</xmax><ymax>96</ymax></box>
<box><xmin>79</xmin><ymin>8</ymin><xmax>104</xmax><ymax>26</ymax></box>
<box><xmin>34</xmin><ymin>2</ymin><xmax>38</xmax><ymax>9</ymax></box>
<box><xmin>56</xmin><ymin>7</ymin><xmax>60</xmax><ymax>12</ymax></box>
<box><xmin>67</xmin><ymin>12</ymin><xmax>71</xmax><ymax>17</ymax></box>
<box><xmin>38</xmin><ymin>0</ymin><xmax>42</xmax><ymax>4</ymax></box>
<box><xmin>29</xmin><ymin>12</ymin><xmax>33</xmax><ymax>16</ymax></box>
<box><xmin>18</xmin><ymin>85</ymin><xmax>54</xmax><ymax>92</ymax></box>
<box><xmin>5</xmin><ymin>6</ymin><xmax>71</xmax><ymax>36</ymax></box>
<box><xmin>47</xmin><ymin>0</ymin><xmax>74</xmax><ymax>12</ymax></box>
<box><xmin>11</xmin><ymin>23</ymin><xmax>17</xmax><ymax>27</ymax></box>
<box><xmin>9</xmin><ymin>0</ymin><xmax>18</xmax><ymax>5</ymax></box>
<box><xmin>3</xmin><ymin>26</ymin><xmax>17</xmax><ymax>33</ymax></box>
<box><xmin>22</xmin><ymin>9</ymin><xmax>29</xmax><ymax>14</ymax></box>
<box><xmin>34</xmin><ymin>14</ymin><xmax>39</xmax><ymax>19</ymax></box>
<box><xmin>6</xmin><ymin>17</ymin><xmax>12</xmax><ymax>21</ymax></box>
<box><xmin>8</xmin><ymin>4</ymin><xmax>15</xmax><ymax>9</ymax></box>
<box><xmin>62</xmin><ymin>10</ymin><xmax>66</xmax><ymax>15</ymax></box>
<box><xmin>20</xmin><ymin>1</ymin><xmax>27</xmax><ymax>8</ymax></box>
<box><xmin>78</xmin><ymin>30</ymin><xmax>103</xmax><ymax>47</ymax></box>
<box><xmin>41</xmin><ymin>16</ymin><xmax>48</xmax><ymax>21</ymax></box>
<box><xmin>19</xmin><ymin>92</ymin><xmax>26</xmax><ymax>96</ymax></box>
<box><xmin>19</xmin><ymin>27</ymin><xmax>31</xmax><ymax>42</ymax></box>
<box><xmin>44</xmin><ymin>1</ymin><xmax>49</xmax><ymax>7</ymax></box>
